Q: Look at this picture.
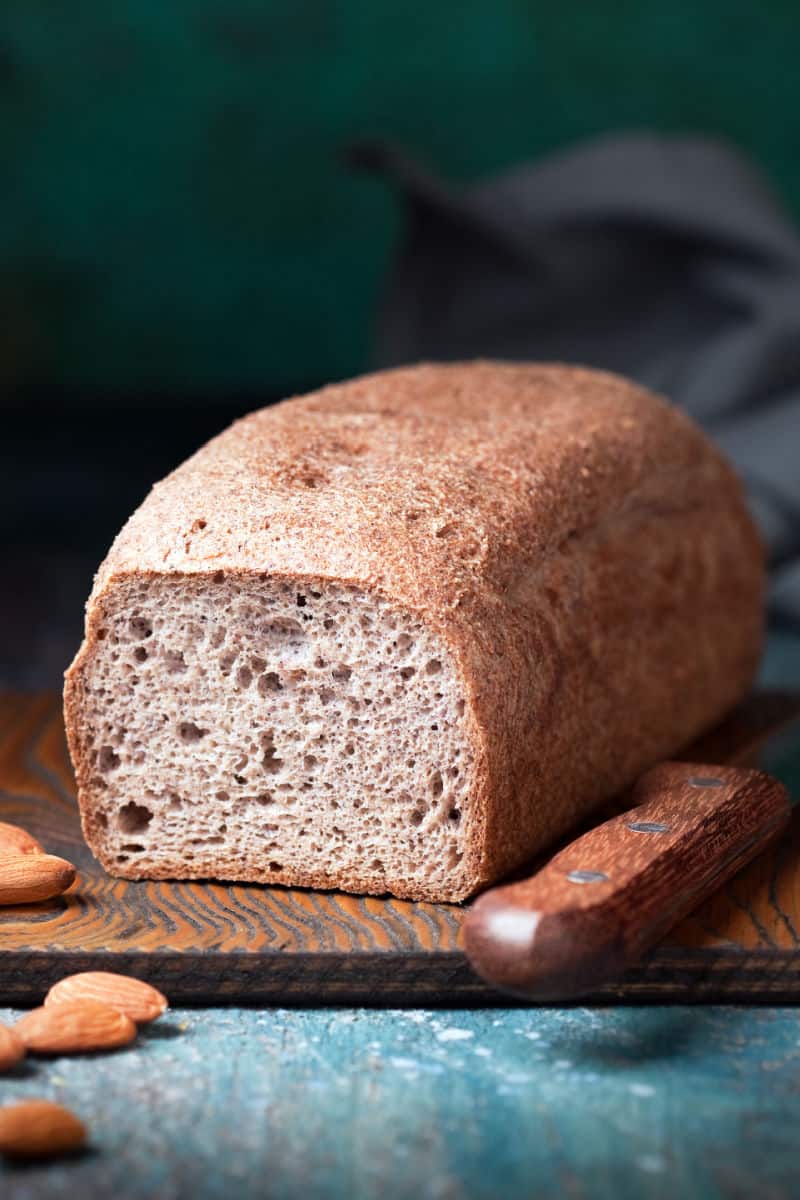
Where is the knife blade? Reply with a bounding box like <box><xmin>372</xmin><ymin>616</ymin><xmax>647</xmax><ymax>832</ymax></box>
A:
<box><xmin>463</xmin><ymin>698</ymin><xmax>800</xmax><ymax>1001</ymax></box>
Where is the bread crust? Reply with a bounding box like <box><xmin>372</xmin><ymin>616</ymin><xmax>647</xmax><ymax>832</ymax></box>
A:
<box><xmin>64</xmin><ymin>362</ymin><xmax>764</xmax><ymax>900</ymax></box>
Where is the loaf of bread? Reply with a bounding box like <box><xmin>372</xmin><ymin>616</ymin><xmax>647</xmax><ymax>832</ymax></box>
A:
<box><xmin>64</xmin><ymin>362</ymin><xmax>764</xmax><ymax>902</ymax></box>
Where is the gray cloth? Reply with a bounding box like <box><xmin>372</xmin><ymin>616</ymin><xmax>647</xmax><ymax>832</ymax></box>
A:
<box><xmin>353</xmin><ymin>135</ymin><xmax>800</xmax><ymax>626</ymax></box>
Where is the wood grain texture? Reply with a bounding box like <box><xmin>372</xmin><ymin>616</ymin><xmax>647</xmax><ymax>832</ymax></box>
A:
<box><xmin>465</xmin><ymin>763</ymin><xmax>790</xmax><ymax>999</ymax></box>
<box><xmin>2</xmin><ymin>691</ymin><xmax>800</xmax><ymax>1004</ymax></box>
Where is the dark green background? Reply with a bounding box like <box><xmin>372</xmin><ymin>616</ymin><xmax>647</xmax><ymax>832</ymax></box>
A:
<box><xmin>1</xmin><ymin>1</ymin><xmax>798</xmax><ymax>400</ymax></box>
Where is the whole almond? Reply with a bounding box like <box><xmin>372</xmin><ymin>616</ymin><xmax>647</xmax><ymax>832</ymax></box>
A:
<box><xmin>0</xmin><ymin>1099</ymin><xmax>86</xmax><ymax>1160</ymax></box>
<box><xmin>45</xmin><ymin>970</ymin><xmax>168</xmax><ymax>1024</ymax></box>
<box><xmin>15</xmin><ymin>999</ymin><xmax>137</xmax><ymax>1054</ymax></box>
<box><xmin>0</xmin><ymin>821</ymin><xmax>44</xmax><ymax>855</ymax></box>
<box><xmin>0</xmin><ymin>852</ymin><xmax>76</xmax><ymax>905</ymax></box>
<box><xmin>0</xmin><ymin>1023</ymin><xmax>25</xmax><ymax>1071</ymax></box>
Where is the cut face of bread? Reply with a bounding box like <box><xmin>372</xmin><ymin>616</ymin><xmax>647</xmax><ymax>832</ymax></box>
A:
<box><xmin>73</xmin><ymin>574</ymin><xmax>477</xmax><ymax>901</ymax></box>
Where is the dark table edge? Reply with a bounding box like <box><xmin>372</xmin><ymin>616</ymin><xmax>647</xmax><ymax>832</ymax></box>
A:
<box><xmin>3</xmin><ymin>947</ymin><xmax>800</xmax><ymax>1007</ymax></box>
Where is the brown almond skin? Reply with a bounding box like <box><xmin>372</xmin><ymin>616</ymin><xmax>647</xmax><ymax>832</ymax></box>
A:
<box><xmin>0</xmin><ymin>1099</ymin><xmax>86</xmax><ymax>1160</ymax></box>
<box><xmin>0</xmin><ymin>852</ymin><xmax>76</xmax><ymax>905</ymax></box>
<box><xmin>45</xmin><ymin>971</ymin><xmax>168</xmax><ymax>1024</ymax></box>
<box><xmin>0</xmin><ymin>1023</ymin><xmax>25</xmax><ymax>1071</ymax></box>
<box><xmin>0</xmin><ymin>821</ymin><xmax>44</xmax><ymax>856</ymax></box>
<box><xmin>15</xmin><ymin>999</ymin><xmax>137</xmax><ymax>1054</ymax></box>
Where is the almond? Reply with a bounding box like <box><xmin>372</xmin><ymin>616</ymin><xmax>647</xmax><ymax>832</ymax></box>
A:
<box><xmin>0</xmin><ymin>820</ymin><xmax>44</xmax><ymax>855</ymax></box>
<box><xmin>0</xmin><ymin>1099</ymin><xmax>86</xmax><ymax>1160</ymax></box>
<box><xmin>0</xmin><ymin>852</ymin><xmax>76</xmax><ymax>905</ymax></box>
<box><xmin>15</xmin><ymin>999</ymin><xmax>137</xmax><ymax>1054</ymax></box>
<box><xmin>45</xmin><ymin>971</ymin><xmax>168</xmax><ymax>1024</ymax></box>
<box><xmin>0</xmin><ymin>1023</ymin><xmax>25</xmax><ymax>1071</ymax></box>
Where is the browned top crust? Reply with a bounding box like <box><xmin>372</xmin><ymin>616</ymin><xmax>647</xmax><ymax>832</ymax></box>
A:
<box><xmin>94</xmin><ymin>360</ymin><xmax>741</xmax><ymax>618</ymax></box>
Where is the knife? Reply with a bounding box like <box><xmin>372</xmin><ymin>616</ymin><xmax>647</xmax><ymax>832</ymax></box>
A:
<box><xmin>463</xmin><ymin>694</ymin><xmax>800</xmax><ymax>1001</ymax></box>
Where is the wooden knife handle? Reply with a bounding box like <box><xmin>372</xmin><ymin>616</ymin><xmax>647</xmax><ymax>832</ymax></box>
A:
<box><xmin>463</xmin><ymin>762</ymin><xmax>791</xmax><ymax>1001</ymax></box>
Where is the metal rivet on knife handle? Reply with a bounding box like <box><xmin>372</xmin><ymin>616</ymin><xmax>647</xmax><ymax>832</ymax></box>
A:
<box><xmin>566</xmin><ymin>869</ymin><xmax>608</xmax><ymax>884</ymax></box>
<box><xmin>687</xmin><ymin>776</ymin><xmax>724</xmax><ymax>788</ymax></box>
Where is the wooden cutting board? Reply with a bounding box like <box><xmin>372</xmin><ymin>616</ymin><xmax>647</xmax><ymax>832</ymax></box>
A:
<box><xmin>2</xmin><ymin>689</ymin><xmax>800</xmax><ymax>1005</ymax></box>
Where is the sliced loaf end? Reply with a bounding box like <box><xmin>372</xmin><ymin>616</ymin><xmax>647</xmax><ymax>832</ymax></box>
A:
<box><xmin>64</xmin><ymin>572</ymin><xmax>483</xmax><ymax>902</ymax></box>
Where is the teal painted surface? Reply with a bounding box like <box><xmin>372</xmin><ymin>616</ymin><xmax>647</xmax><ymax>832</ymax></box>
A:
<box><xmin>760</xmin><ymin>632</ymin><xmax>800</xmax><ymax>692</ymax></box>
<box><xmin>2</xmin><ymin>1005</ymin><xmax>800</xmax><ymax>1199</ymax></box>
<box><xmin>1</xmin><ymin>2</ymin><xmax>799</xmax><ymax>395</ymax></box>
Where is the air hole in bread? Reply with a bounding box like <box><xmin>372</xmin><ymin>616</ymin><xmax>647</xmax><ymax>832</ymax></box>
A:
<box><xmin>269</xmin><ymin>861</ymin><xmax>283</xmax><ymax>871</ymax></box>
<box><xmin>430</xmin><ymin>771</ymin><xmax>443</xmax><ymax>798</ymax></box>
<box><xmin>121</xmin><ymin>842</ymin><xmax>145</xmax><ymax>853</ymax></box>
<box><xmin>133</xmin><ymin>646</ymin><xmax>148</xmax><ymax>663</ymax></box>
<box><xmin>266</xmin><ymin>618</ymin><xmax>304</xmax><ymax>641</ymax></box>
<box><xmin>98</xmin><ymin>745</ymin><xmax>120</xmax><ymax>772</ymax></box>
<box><xmin>117</xmin><ymin>801</ymin><xmax>153</xmax><ymax>834</ymax></box>
<box><xmin>261</xmin><ymin>734</ymin><xmax>283</xmax><ymax>774</ymax></box>
<box><xmin>164</xmin><ymin>649</ymin><xmax>187</xmax><ymax>673</ymax></box>
<box><xmin>258</xmin><ymin>672</ymin><xmax>282</xmax><ymax>695</ymax></box>
<box><xmin>179</xmin><ymin>722</ymin><xmax>207</xmax><ymax>743</ymax></box>
<box><xmin>236</xmin><ymin>666</ymin><xmax>253</xmax><ymax>690</ymax></box>
<box><xmin>426</xmin><ymin>659</ymin><xmax>442</xmax><ymax>675</ymax></box>
<box><xmin>219</xmin><ymin>650</ymin><xmax>237</xmax><ymax>675</ymax></box>
<box><xmin>130</xmin><ymin>617</ymin><xmax>153</xmax><ymax>640</ymax></box>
